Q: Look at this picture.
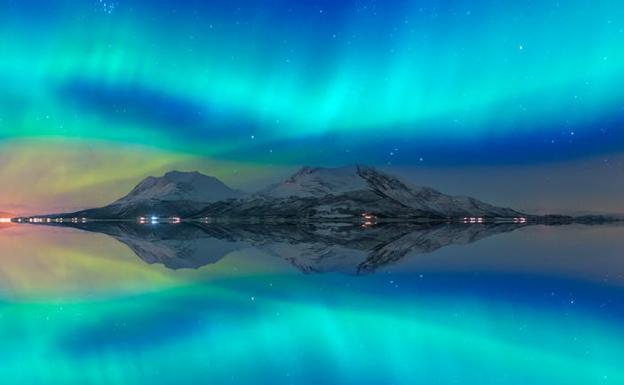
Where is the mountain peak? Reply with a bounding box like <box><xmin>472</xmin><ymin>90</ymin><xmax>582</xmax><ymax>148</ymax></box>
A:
<box><xmin>162</xmin><ymin>170</ymin><xmax>211</xmax><ymax>184</ymax></box>
<box><xmin>262</xmin><ymin>165</ymin><xmax>401</xmax><ymax>198</ymax></box>
<box><xmin>164</xmin><ymin>170</ymin><xmax>201</xmax><ymax>178</ymax></box>
<box><xmin>262</xmin><ymin>165</ymin><xmax>369</xmax><ymax>198</ymax></box>
<box><xmin>114</xmin><ymin>170</ymin><xmax>243</xmax><ymax>205</ymax></box>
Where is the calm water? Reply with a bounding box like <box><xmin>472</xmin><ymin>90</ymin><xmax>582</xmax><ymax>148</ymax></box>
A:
<box><xmin>0</xmin><ymin>222</ymin><xmax>623</xmax><ymax>384</ymax></box>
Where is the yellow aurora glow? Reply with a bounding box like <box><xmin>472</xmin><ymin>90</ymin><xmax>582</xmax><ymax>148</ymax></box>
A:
<box><xmin>0</xmin><ymin>138</ymin><xmax>285</xmax><ymax>215</ymax></box>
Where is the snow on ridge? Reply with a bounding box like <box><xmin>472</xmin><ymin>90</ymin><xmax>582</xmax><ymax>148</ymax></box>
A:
<box><xmin>259</xmin><ymin>165</ymin><xmax>370</xmax><ymax>198</ymax></box>
<box><xmin>114</xmin><ymin>170</ymin><xmax>243</xmax><ymax>205</ymax></box>
<box><xmin>254</xmin><ymin>165</ymin><xmax>519</xmax><ymax>217</ymax></box>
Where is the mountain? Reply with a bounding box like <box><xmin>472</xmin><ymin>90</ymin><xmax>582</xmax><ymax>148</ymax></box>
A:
<box><xmin>115</xmin><ymin>171</ymin><xmax>242</xmax><ymax>204</ymax></box>
<box><xmin>259</xmin><ymin>166</ymin><xmax>370</xmax><ymax>198</ymax></box>
<box><xmin>197</xmin><ymin>165</ymin><xmax>523</xmax><ymax>220</ymax></box>
<box><xmin>49</xmin><ymin>165</ymin><xmax>524</xmax><ymax>221</ymax></box>
<box><xmin>59</xmin><ymin>171</ymin><xmax>244</xmax><ymax>219</ymax></box>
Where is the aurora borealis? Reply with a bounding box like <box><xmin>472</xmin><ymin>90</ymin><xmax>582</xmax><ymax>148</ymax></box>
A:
<box><xmin>0</xmin><ymin>0</ymin><xmax>623</xmax><ymax>214</ymax></box>
<box><xmin>1</xmin><ymin>3</ymin><xmax>624</xmax><ymax>383</ymax></box>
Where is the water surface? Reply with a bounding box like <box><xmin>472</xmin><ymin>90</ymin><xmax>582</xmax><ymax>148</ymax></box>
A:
<box><xmin>0</xmin><ymin>222</ymin><xmax>622</xmax><ymax>384</ymax></box>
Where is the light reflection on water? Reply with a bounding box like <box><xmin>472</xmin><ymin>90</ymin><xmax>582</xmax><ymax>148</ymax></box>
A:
<box><xmin>0</xmin><ymin>223</ymin><xmax>622</xmax><ymax>384</ymax></box>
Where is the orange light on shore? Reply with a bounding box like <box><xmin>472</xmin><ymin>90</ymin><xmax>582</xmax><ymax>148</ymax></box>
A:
<box><xmin>0</xmin><ymin>218</ymin><xmax>12</xmax><ymax>223</ymax></box>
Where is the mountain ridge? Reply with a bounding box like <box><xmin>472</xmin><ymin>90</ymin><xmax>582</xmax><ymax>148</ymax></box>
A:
<box><xmin>47</xmin><ymin>165</ymin><xmax>526</xmax><ymax>220</ymax></box>
<box><xmin>115</xmin><ymin>170</ymin><xmax>245</xmax><ymax>204</ymax></box>
<box><xmin>198</xmin><ymin>165</ymin><xmax>523</xmax><ymax>220</ymax></box>
<box><xmin>54</xmin><ymin>170</ymin><xmax>245</xmax><ymax>219</ymax></box>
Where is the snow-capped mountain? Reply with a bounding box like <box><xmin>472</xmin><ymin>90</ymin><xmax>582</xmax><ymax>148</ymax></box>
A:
<box><xmin>198</xmin><ymin>165</ymin><xmax>522</xmax><ymax>220</ymax></box>
<box><xmin>259</xmin><ymin>166</ymin><xmax>369</xmax><ymax>198</ymax></box>
<box><xmin>114</xmin><ymin>170</ymin><xmax>243</xmax><ymax>205</ymax></box>
<box><xmin>51</xmin><ymin>165</ymin><xmax>524</xmax><ymax>220</ymax></box>
<box><xmin>59</xmin><ymin>171</ymin><xmax>244</xmax><ymax>219</ymax></box>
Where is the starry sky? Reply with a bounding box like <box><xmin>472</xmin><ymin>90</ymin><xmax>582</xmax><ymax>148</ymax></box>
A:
<box><xmin>1</xmin><ymin>0</ymin><xmax>623</xmax><ymax>214</ymax></box>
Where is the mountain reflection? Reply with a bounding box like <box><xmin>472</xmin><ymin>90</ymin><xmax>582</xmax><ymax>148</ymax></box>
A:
<box><xmin>45</xmin><ymin>222</ymin><xmax>526</xmax><ymax>274</ymax></box>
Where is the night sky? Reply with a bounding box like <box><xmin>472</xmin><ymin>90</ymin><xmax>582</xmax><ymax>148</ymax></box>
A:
<box><xmin>1</xmin><ymin>0</ymin><xmax>623</xmax><ymax>214</ymax></box>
